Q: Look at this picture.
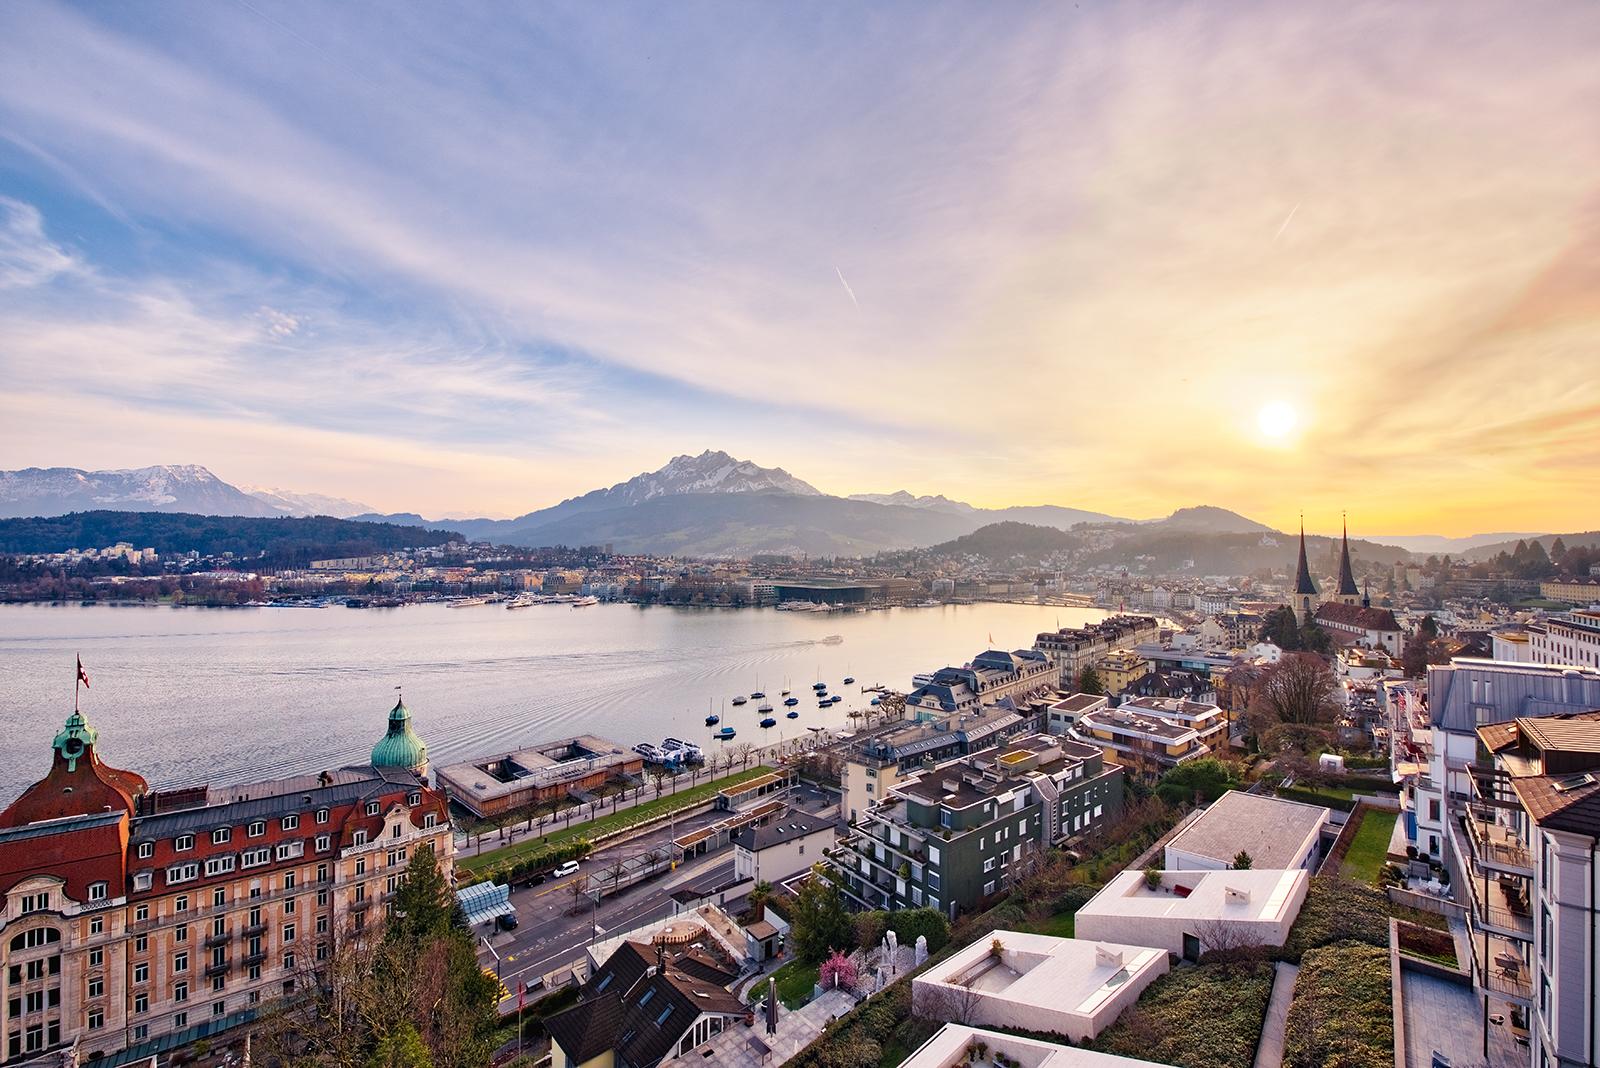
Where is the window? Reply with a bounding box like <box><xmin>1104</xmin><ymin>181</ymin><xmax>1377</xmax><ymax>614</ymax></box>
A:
<box><xmin>205</xmin><ymin>856</ymin><xmax>236</xmax><ymax>877</ymax></box>
<box><xmin>212</xmin><ymin>1001</ymin><xmax>226</xmax><ymax>1018</ymax></box>
<box><xmin>241</xmin><ymin>847</ymin><xmax>271</xmax><ymax>869</ymax></box>
<box><xmin>133</xmin><ymin>963</ymin><xmax>149</xmax><ymax>984</ymax></box>
<box><xmin>316</xmin><ymin>942</ymin><xmax>328</xmax><ymax>961</ymax></box>
<box><xmin>174</xmin><ymin>980</ymin><xmax>188</xmax><ymax>1003</ymax></box>
<box><xmin>88</xmin><ymin>978</ymin><xmax>103</xmax><ymax>999</ymax></box>
<box><xmin>315</xmin><ymin>808</ymin><xmax>329</xmax><ymax>824</ymax></box>
<box><xmin>407</xmin><ymin>792</ymin><xmax>421</xmax><ymax>807</ymax></box>
<box><xmin>281</xmin><ymin>815</ymin><xmax>299</xmax><ymax>831</ymax></box>
<box><xmin>284</xmin><ymin>897</ymin><xmax>296</xmax><ymax>914</ymax></box>
<box><xmin>167</xmin><ymin>862</ymin><xmax>200</xmax><ymax>885</ymax></box>
<box><xmin>390</xmin><ymin>823</ymin><xmax>402</xmax><ymax>839</ymax></box>
<box><xmin>982</xmin><ymin>857</ymin><xmax>996</xmax><ymax>873</ymax></box>
<box><xmin>939</xmin><ymin>810</ymin><xmax>952</xmax><ymax>829</ymax></box>
<box><xmin>132</xmin><ymin>1024</ymin><xmax>148</xmax><ymax>1041</ymax></box>
<box><xmin>365</xmin><ymin>801</ymin><xmax>380</xmax><ymax>817</ymax></box>
<box><xmin>133</xmin><ymin>872</ymin><xmax>153</xmax><ymax>891</ymax></box>
<box><xmin>133</xmin><ymin>993</ymin><xmax>148</xmax><ymax>1014</ymax></box>
<box><xmin>283</xmin><ymin>872</ymin><xmax>296</xmax><ymax>890</ymax></box>
<box><xmin>211</xmin><ymin>977</ymin><xmax>224</xmax><ymax>992</ymax></box>
<box><xmin>283</xmin><ymin>952</ymin><xmax>295</xmax><ymax>971</ymax></box>
<box><xmin>352</xmin><ymin>830</ymin><xmax>368</xmax><ymax>846</ymax></box>
<box><xmin>355</xmin><ymin>858</ymin><xmax>366</xmax><ymax>876</ymax></box>
<box><xmin>275</xmin><ymin>842</ymin><xmax>304</xmax><ymax>861</ymax></box>
<box><xmin>88</xmin><ymin>917</ymin><xmax>103</xmax><ymax>935</ymax></box>
<box><xmin>175</xmin><ymin>895</ymin><xmax>189</xmax><ymax>913</ymax></box>
<box><xmin>315</xmin><ymin>915</ymin><xmax>328</xmax><ymax>935</ymax></box>
<box><xmin>19</xmin><ymin>893</ymin><xmax>50</xmax><ymax>914</ymax></box>
<box><xmin>983</xmin><ymin>880</ymin><xmax>995</xmax><ymax>896</ymax></box>
<box><xmin>423</xmin><ymin>813</ymin><xmax>437</xmax><ymax>829</ymax></box>
<box><xmin>87</xmin><ymin>882</ymin><xmax>108</xmax><ymax>902</ymax></box>
<box><xmin>175</xmin><ymin>835</ymin><xmax>195</xmax><ymax>853</ymax></box>
<box><xmin>212</xmin><ymin>888</ymin><xmax>226</xmax><ymax>907</ymax></box>
<box><xmin>174</xmin><ymin>952</ymin><xmax>188</xmax><ymax>973</ymax></box>
<box><xmin>87</xmin><ymin>1009</ymin><xmax>103</xmax><ymax>1030</ymax></box>
<box><xmin>175</xmin><ymin>925</ymin><xmax>188</xmax><ymax>944</ymax></box>
<box><xmin>282</xmin><ymin>923</ymin><xmax>296</xmax><ymax>944</ymax></box>
<box><xmin>9</xmin><ymin>928</ymin><xmax>60</xmax><ymax>951</ymax></box>
<box><xmin>315</xmin><ymin>835</ymin><xmax>332</xmax><ymax>852</ymax></box>
<box><xmin>135</xmin><ymin>904</ymin><xmax>150</xmax><ymax>922</ymax></box>
<box><xmin>88</xmin><ymin>949</ymin><xmax>102</xmax><ymax>969</ymax></box>
<box><xmin>173</xmin><ymin>1011</ymin><xmax>187</xmax><ymax>1029</ymax></box>
<box><xmin>248</xmin><ymin>821</ymin><xmax>266</xmax><ymax>837</ymax></box>
<box><xmin>212</xmin><ymin>828</ymin><xmax>231</xmax><ymax>845</ymax></box>
<box><xmin>316</xmin><ymin>863</ymin><xmax>329</xmax><ymax>882</ymax></box>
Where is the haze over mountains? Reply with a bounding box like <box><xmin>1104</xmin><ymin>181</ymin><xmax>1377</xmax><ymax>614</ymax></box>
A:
<box><xmin>0</xmin><ymin>452</ymin><xmax>1554</xmax><ymax>559</ymax></box>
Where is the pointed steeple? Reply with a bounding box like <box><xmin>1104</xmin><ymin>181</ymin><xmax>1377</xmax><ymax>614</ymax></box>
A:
<box><xmin>1294</xmin><ymin>518</ymin><xmax>1318</xmax><ymax>597</ymax></box>
<box><xmin>1336</xmin><ymin>513</ymin><xmax>1359</xmax><ymax>599</ymax></box>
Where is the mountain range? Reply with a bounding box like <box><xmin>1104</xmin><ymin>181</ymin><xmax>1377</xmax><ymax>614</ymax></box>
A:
<box><xmin>0</xmin><ymin>452</ymin><xmax>1538</xmax><ymax>560</ymax></box>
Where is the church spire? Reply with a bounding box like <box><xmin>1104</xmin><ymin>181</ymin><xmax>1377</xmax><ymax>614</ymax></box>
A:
<box><xmin>1336</xmin><ymin>512</ymin><xmax>1359</xmax><ymax>599</ymax></box>
<box><xmin>1294</xmin><ymin>517</ymin><xmax>1318</xmax><ymax>596</ymax></box>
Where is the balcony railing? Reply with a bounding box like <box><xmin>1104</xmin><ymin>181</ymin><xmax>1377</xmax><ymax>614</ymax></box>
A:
<box><xmin>1463</xmin><ymin>867</ymin><xmax>1534</xmax><ymax>941</ymax></box>
<box><xmin>204</xmin><ymin>960</ymin><xmax>231</xmax><ymax>978</ymax></box>
<box><xmin>1476</xmin><ymin>933</ymin><xmax>1533</xmax><ymax>1002</ymax></box>
<box><xmin>1464</xmin><ymin>808</ymin><xmax>1533</xmax><ymax>873</ymax></box>
<box><xmin>203</xmin><ymin>931</ymin><xmax>232</xmax><ymax>948</ymax></box>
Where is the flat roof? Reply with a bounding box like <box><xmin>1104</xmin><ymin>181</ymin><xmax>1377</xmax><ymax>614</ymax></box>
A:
<box><xmin>903</xmin><ymin>1025</ymin><xmax>1168</xmax><ymax>1068</ymax></box>
<box><xmin>918</xmin><ymin>932</ymin><xmax>1164</xmax><ymax>1021</ymax></box>
<box><xmin>1165</xmin><ymin>790</ymin><xmax>1328</xmax><ymax>869</ymax></box>
<box><xmin>1080</xmin><ymin>868</ymin><xmax>1307</xmax><ymax>925</ymax></box>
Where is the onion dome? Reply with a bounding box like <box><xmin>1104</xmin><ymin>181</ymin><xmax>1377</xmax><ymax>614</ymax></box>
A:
<box><xmin>371</xmin><ymin>697</ymin><xmax>428</xmax><ymax>774</ymax></box>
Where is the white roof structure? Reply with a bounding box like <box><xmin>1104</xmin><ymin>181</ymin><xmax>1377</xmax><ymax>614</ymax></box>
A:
<box><xmin>1075</xmin><ymin>868</ymin><xmax>1309</xmax><ymax>958</ymax></box>
<box><xmin>911</xmin><ymin>931</ymin><xmax>1167</xmax><ymax>1042</ymax></box>
<box><xmin>455</xmin><ymin>881</ymin><xmax>514</xmax><ymax>926</ymax></box>
<box><xmin>900</xmin><ymin>1024</ymin><xmax>1170</xmax><ymax>1068</ymax></box>
<box><xmin>1163</xmin><ymin>790</ymin><xmax>1329</xmax><ymax>871</ymax></box>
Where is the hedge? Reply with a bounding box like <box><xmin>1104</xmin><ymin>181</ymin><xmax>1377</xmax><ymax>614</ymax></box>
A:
<box><xmin>855</xmin><ymin>908</ymin><xmax>951</xmax><ymax>955</ymax></box>
<box><xmin>463</xmin><ymin>838</ymin><xmax>592</xmax><ymax>889</ymax></box>
<box><xmin>1275</xmin><ymin>786</ymin><xmax>1357</xmax><ymax>812</ymax></box>
<box><xmin>1091</xmin><ymin>960</ymin><xmax>1276</xmax><ymax>1068</ymax></box>
<box><xmin>1283</xmin><ymin>942</ymin><xmax>1393</xmax><ymax>1068</ymax></box>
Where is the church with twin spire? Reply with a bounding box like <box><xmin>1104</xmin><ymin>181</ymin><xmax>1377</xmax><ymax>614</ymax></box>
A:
<box><xmin>1291</xmin><ymin>516</ymin><xmax>1404</xmax><ymax>655</ymax></box>
<box><xmin>1292</xmin><ymin>515</ymin><xmax>1366</xmax><ymax>623</ymax></box>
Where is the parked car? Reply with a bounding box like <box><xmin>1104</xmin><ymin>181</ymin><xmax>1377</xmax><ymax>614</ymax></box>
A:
<box><xmin>552</xmin><ymin>859</ymin><xmax>581</xmax><ymax>879</ymax></box>
<box><xmin>495</xmin><ymin>912</ymin><xmax>519</xmax><ymax>931</ymax></box>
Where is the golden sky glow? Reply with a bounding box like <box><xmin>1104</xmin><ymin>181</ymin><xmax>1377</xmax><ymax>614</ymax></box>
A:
<box><xmin>0</xmin><ymin>2</ymin><xmax>1597</xmax><ymax>536</ymax></box>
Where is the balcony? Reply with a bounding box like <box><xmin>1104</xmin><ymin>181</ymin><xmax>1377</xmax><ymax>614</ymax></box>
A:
<box><xmin>1475</xmin><ymin>932</ymin><xmax>1533</xmax><ymax>1003</ymax></box>
<box><xmin>1463</xmin><ymin>807</ymin><xmax>1533</xmax><ymax>875</ymax></box>
<box><xmin>242</xmin><ymin>951</ymin><xmax>267</xmax><ymax>967</ymax></box>
<box><xmin>203</xmin><ymin>931</ymin><xmax>232</xmax><ymax>948</ymax></box>
<box><xmin>204</xmin><ymin>960</ymin><xmax>231</xmax><ymax>978</ymax></box>
<box><xmin>1462</xmin><ymin>866</ymin><xmax>1534</xmax><ymax>941</ymax></box>
<box><xmin>348</xmin><ymin>897</ymin><xmax>371</xmax><ymax>911</ymax></box>
<box><xmin>243</xmin><ymin>923</ymin><xmax>268</xmax><ymax>938</ymax></box>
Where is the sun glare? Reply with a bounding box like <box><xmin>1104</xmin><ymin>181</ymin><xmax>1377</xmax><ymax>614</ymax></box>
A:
<box><xmin>1257</xmin><ymin>400</ymin><xmax>1298</xmax><ymax>442</ymax></box>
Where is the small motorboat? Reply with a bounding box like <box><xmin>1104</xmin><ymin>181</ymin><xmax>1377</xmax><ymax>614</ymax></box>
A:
<box><xmin>784</xmin><ymin>697</ymin><xmax>799</xmax><ymax>706</ymax></box>
<box><xmin>812</xmin><ymin>682</ymin><xmax>827</xmax><ymax>691</ymax></box>
<box><xmin>751</xmin><ymin>691</ymin><xmax>766</xmax><ymax>700</ymax></box>
<box><xmin>786</xmin><ymin>710</ymin><xmax>799</xmax><ymax>719</ymax></box>
<box><xmin>760</xmin><ymin>717</ymin><xmax>776</xmax><ymax>728</ymax></box>
<box><xmin>732</xmin><ymin>695</ymin><xmax>748</xmax><ymax>706</ymax></box>
<box><xmin>705</xmin><ymin>714</ymin><xmax>720</xmax><ymax>726</ymax></box>
<box><xmin>758</xmin><ymin>701</ymin><xmax>774</xmax><ymax>713</ymax></box>
<box><xmin>716</xmin><ymin>726</ymin><xmax>737</xmax><ymax>740</ymax></box>
<box><xmin>844</xmin><ymin>676</ymin><xmax>855</xmax><ymax>685</ymax></box>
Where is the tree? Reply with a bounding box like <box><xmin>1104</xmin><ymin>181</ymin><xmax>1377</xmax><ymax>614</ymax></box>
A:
<box><xmin>1259</xmin><ymin>605</ymin><xmax>1302</xmax><ymax>650</ymax></box>
<box><xmin>1154</xmin><ymin>757</ymin><xmax>1236</xmax><ymax>807</ymax></box>
<box><xmin>368</xmin><ymin>1021</ymin><xmax>434</xmax><ymax>1068</ymax></box>
<box><xmin>789</xmin><ymin>866</ymin><xmax>854</xmax><ymax>964</ymax></box>
<box><xmin>1075</xmin><ymin>665</ymin><xmax>1105</xmax><ymax>696</ymax></box>
<box><xmin>1232</xmin><ymin>850</ymin><xmax>1253</xmax><ymax>870</ymax></box>
<box><xmin>819</xmin><ymin>949</ymin><xmax>859</xmax><ymax>992</ymax></box>
<box><xmin>1249</xmin><ymin>653</ymin><xmax>1339</xmax><ymax>726</ymax></box>
<box><xmin>1296</xmin><ymin>620</ymin><xmax>1332</xmax><ymax>654</ymax></box>
<box><xmin>389</xmin><ymin>844</ymin><xmax>455</xmax><ymax>944</ymax></box>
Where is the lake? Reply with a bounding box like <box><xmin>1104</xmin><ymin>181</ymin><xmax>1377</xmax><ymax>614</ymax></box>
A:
<box><xmin>0</xmin><ymin>600</ymin><xmax>1110</xmax><ymax>801</ymax></box>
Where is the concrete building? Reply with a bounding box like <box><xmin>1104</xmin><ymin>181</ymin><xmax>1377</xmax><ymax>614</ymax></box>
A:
<box><xmin>729</xmin><ymin>811</ymin><xmax>834</xmax><ymax>885</ymax></box>
<box><xmin>1070</xmin><ymin>697</ymin><xmax>1225</xmax><ymax>782</ymax></box>
<box><xmin>1528</xmin><ymin>611</ymin><xmax>1600</xmax><ymax>671</ymax></box>
<box><xmin>1312</xmin><ymin>602</ymin><xmax>1405</xmax><ymax>656</ymax></box>
<box><xmin>910</xmin><ymin>931</ymin><xmax>1166</xmax><ymax>1042</ymax></box>
<box><xmin>1461</xmin><ymin>710</ymin><xmax>1600</xmax><ymax>1065</ymax></box>
<box><xmin>842</xmin><ymin>706</ymin><xmax>1029</xmax><ymax>823</ymax></box>
<box><xmin>1089</xmin><ymin>650</ymin><xmax>1151</xmax><ymax>696</ymax></box>
<box><xmin>830</xmin><ymin>736</ymin><xmax>1124</xmax><ymax>918</ymax></box>
<box><xmin>1044</xmin><ymin>693</ymin><xmax>1108</xmax><ymax>736</ymax></box>
<box><xmin>1162</xmin><ymin>790</ymin><xmax>1328</xmax><ymax>872</ymax></box>
<box><xmin>1539</xmin><ymin>578</ymin><xmax>1600</xmax><ymax>606</ymax></box>
<box><xmin>900</xmin><ymin>1025</ymin><xmax>1170</xmax><ymax>1068</ymax></box>
<box><xmin>1033</xmin><ymin>616</ymin><xmax>1161</xmax><ymax>689</ymax></box>
<box><xmin>905</xmin><ymin>650</ymin><xmax>1056</xmax><ymax>720</ymax></box>
<box><xmin>0</xmin><ymin>700</ymin><xmax>452</xmax><ymax>1065</ymax></box>
<box><xmin>1075</xmin><ymin>868</ymin><xmax>1309</xmax><ymax>961</ymax></box>
<box><xmin>436</xmin><ymin>736</ymin><xmax>644</xmax><ymax>819</ymax></box>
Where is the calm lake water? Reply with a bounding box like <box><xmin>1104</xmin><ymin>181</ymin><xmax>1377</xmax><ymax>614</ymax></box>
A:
<box><xmin>0</xmin><ymin>601</ymin><xmax>1109</xmax><ymax>801</ymax></box>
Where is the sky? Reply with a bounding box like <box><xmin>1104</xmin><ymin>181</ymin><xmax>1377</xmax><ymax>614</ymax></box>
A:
<box><xmin>1</xmin><ymin>2</ymin><xmax>1597</xmax><ymax>535</ymax></box>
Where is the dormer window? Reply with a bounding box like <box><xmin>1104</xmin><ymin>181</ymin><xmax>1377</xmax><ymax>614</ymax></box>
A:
<box><xmin>352</xmin><ymin>830</ymin><xmax>368</xmax><ymax>846</ymax></box>
<box><xmin>281</xmin><ymin>815</ymin><xmax>300</xmax><ymax>831</ymax></box>
<box><xmin>136</xmin><ymin>842</ymin><xmax>154</xmax><ymax>859</ymax></box>
<box><xmin>315</xmin><ymin>809</ymin><xmax>329</xmax><ymax>825</ymax></box>
<box><xmin>174</xmin><ymin>835</ymin><xmax>195</xmax><ymax>853</ymax></box>
<box><xmin>406</xmin><ymin>793</ymin><xmax>421</xmax><ymax>807</ymax></box>
<box><xmin>365</xmin><ymin>801</ymin><xmax>380</xmax><ymax>817</ymax></box>
<box><xmin>88</xmin><ymin>882</ymin><xmax>108</xmax><ymax>902</ymax></box>
<box><xmin>248</xmin><ymin>821</ymin><xmax>266</xmax><ymax>838</ymax></box>
<box><xmin>211</xmin><ymin>828</ymin><xmax>231</xmax><ymax>845</ymax></box>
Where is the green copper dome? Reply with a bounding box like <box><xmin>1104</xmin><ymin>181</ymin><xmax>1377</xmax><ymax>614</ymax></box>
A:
<box><xmin>371</xmin><ymin>698</ymin><xmax>428</xmax><ymax>772</ymax></box>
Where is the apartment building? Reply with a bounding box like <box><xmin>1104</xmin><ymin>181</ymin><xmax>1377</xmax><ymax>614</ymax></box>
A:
<box><xmin>0</xmin><ymin>700</ymin><xmax>450</xmax><ymax>1065</ymax></box>
<box><xmin>1090</xmin><ymin>650</ymin><xmax>1151</xmax><ymax>696</ymax></box>
<box><xmin>1527</xmin><ymin>612</ymin><xmax>1600</xmax><ymax>671</ymax></box>
<box><xmin>904</xmin><ymin>649</ymin><xmax>1055</xmax><ymax>721</ymax></box>
<box><xmin>1463</xmin><ymin>711</ymin><xmax>1600</xmax><ymax>1066</ymax></box>
<box><xmin>842</xmin><ymin>706</ymin><xmax>1030</xmax><ymax>823</ymax></box>
<box><xmin>829</xmin><ymin>735</ymin><xmax>1124</xmax><ymax>919</ymax></box>
<box><xmin>1032</xmin><ymin>616</ymin><xmax>1161</xmax><ymax>688</ymax></box>
<box><xmin>1070</xmin><ymin>697</ymin><xmax>1225</xmax><ymax>782</ymax></box>
<box><xmin>1539</xmin><ymin>578</ymin><xmax>1600</xmax><ymax>606</ymax></box>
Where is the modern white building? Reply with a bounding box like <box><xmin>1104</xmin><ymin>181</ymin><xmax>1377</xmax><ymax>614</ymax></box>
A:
<box><xmin>1075</xmin><ymin>868</ymin><xmax>1309</xmax><ymax>961</ymax></box>
<box><xmin>1162</xmin><ymin>790</ymin><xmax>1329</xmax><ymax>872</ymax></box>
<box><xmin>910</xmin><ymin>931</ymin><xmax>1166</xmax><ymax>1042</ymax></box>
<box><xmin>900</xmin><ymin>1025</ymin><xmax>1170</xmax><ymax>1068</ymax></box>
<box><xmin>1527</xmin><ymin>611</ymin><xmax>1600</xmax><ymax>671</ymax></box>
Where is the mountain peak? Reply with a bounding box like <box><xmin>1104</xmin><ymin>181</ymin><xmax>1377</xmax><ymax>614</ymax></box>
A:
<box><xmin>0</xmin><ymin>464</ymin><xmax>285</xmax><ymax>519</ymax></box>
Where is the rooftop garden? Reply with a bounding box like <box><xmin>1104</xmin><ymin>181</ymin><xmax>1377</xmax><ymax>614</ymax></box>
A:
<box><xmin>1090</xmin><ymin>960</ymin><xmax>1276</xmax><ymax>1068</ymax></box>
<box><xmin>1339</xmin><ymin>809</ymin><xmax>1399</xmax><ymax>884</ymax></box>
<box><xmin>1283</xmin><ymin>942</ymin><xmax>1393</xmax><ymax>1068</ymax></box>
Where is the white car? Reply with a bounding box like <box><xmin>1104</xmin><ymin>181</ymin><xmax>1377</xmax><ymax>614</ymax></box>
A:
<box><xmin>552</xmin><ymin>860</ymin><xmax>581</xmax><ymax>879</ymax></box>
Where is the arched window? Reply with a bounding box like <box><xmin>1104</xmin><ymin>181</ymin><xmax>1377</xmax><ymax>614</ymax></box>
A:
<box><xmin>9</xmin><ymin>926</ymin><xmax>61</xmax><ymax>952</ymax></box>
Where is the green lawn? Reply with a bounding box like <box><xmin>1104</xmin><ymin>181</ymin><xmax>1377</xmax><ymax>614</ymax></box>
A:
<box><xmin>1026</xmin><ymin>912</ymin><xmax>1076</xmax><ymax>938</ymax></box>
<box><xmin>1341</xmin><ymin>809</ymin><xmax>1399</xmax><ymax>884</ymax></box>
<box><xmin>458</xmin><ymin>765</ymin><xmax>775</xmax><ymax>878</ymax></box>
<box><xmin>752</xmin><ymin>959</ymin><xmax>820</xmax><ymax>1010</ymax></box>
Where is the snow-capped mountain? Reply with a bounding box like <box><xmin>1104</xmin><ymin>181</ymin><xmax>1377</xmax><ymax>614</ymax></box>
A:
<box><xmin>240</xmin><ymin>485</ymin><xmax>374</xmax><ymax>518</ymax></box>
<box><xmin>848</xmin><ymin>491</ymin><xmax>976</xmax><ymax>515</ymax></box>
<box><xmin>0</xmin><ymin>465</ymin><xmax>285</xmax><ymax>519</ymax></box>
<box><xmin>579</xmin><ymin>450</ymin><xmax>823</xmax><ymax>506</ymax></box>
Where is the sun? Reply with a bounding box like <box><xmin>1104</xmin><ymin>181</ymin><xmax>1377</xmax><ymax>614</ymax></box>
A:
<box><xmin>1257</xmin><ymin>401</ymin><xmax>1298</xmax><ymax>442</ymax></box>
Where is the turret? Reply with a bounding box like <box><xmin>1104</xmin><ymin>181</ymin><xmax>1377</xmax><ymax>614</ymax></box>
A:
<box><xmin>1293</xmin><ymin>518</ymin><xmax>1318</xmax><ymax>622</ymax></box>
<box><xmin>1336</xmin><ymin>514</ymin><xmax>1360</xmax><ymax>605</ymax></box>
<box><xmin>371</xmin><ymin>695</ymin><xmax>429</xmax><ymax>777</ymax></box>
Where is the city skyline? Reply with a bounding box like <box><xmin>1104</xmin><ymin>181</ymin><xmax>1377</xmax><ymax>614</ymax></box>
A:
<box><xmin>2</xmin><ymin>2</ymin><xmax>1599</xmax><ymax>535</ymax></box>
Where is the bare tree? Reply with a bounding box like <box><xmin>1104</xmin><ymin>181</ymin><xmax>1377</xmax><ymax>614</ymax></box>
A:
<box><xmin>1250</xmin><ymin>652</ymin><xmax>1340</xmax><ymax>727</ymax></box>
<box><xmin>1191</xmin><ymin>918</ymin><xmax>1270</xmax><ymax>962</ymax></box>
<box><xmin>915</xmin><ymin>978</ymin><xmax>985</xmax><ymax>1026</ymax></box>
<box><xmin>731</xmin><ymin>742</ymin><xmax>756</xmax><ymax>770</ymax></box>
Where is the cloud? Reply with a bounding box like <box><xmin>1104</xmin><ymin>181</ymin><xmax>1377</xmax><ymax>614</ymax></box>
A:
<box><xmin>0</xmin><ymin>196</ymin><xmax>79</xmax><ymax>288</ymax></box>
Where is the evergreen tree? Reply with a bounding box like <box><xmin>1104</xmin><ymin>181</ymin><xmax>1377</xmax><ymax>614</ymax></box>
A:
<box><xmin>1076</xmin><ymin>665</ymin><xmax>1105</xmax><ymax>695</ymax></box>
<box><xmin>789</xmin><ymin>865</ymin><xmax>854</xmax><ymax>963</ymax></box>
<box><xmin>1232</xmin><ymin>850</ymin><xmax>1253</xmax><ymax>870</ymax></box>
<box><xmin>389</xmin><ymin>844</ymin><xmax>455</xmax><ymax>944</ymax></box>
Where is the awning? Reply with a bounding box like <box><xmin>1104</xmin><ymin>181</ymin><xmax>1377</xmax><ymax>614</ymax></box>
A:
<box><xmin>456</xmin><ymin>881</ymin><xmax>515</xmax><ymax>926</ymax></box>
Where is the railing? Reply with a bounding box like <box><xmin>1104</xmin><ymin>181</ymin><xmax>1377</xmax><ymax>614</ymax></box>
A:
<box><xmin>203</xmin><ymin>932</ymin><xmax>232</xmax><ymax>948</ymax></box>
<box><xmin>1464</xmin><ymin>808</ymin><xmax>1532</xmax><ymax>871</ymax></box>
<box><xmin>130</xmin><ymin>875</ymin><xmax>334</xmax><ymax>934</ymax></box>
<box><xmin>1462</xmin><ymin>866</ymin><xmax>1534</xmax><ymax>940</ymax></box>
